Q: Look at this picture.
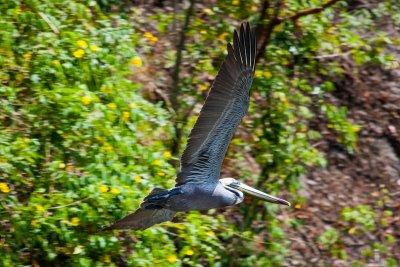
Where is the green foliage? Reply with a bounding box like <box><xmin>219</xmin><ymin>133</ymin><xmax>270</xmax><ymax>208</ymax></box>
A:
<box><xmin>318</xmin><ymin>227</ymin><xmax>340</xmax><ymax>248</ymax></box>
<box><xmin>322</xmin><ymin>204</ymin><xmax>399</xmax><ymax>266</ymax></box>
<box><xmin>342</xmin><ymin>205</ymin><xmax>377</xmax><ymax>231</ymax></box>
<box><xmin>0</xmin><ymin>0</ymin><xmax>181</xmax><ymax>265</ymax></box>
<box><xmin>318</xmin><ymin>227</ymin><xmax>347</xmax><ymax>260</ymax></box>
<box><xmin>322</xmin><ymin>104</ymin><xmax>360</xmax><ymax>152</ymax></box>
<box><xmin>1</xmin><ymin>0</ymin><xmax>399</xmax><ymax>266</ymax></box>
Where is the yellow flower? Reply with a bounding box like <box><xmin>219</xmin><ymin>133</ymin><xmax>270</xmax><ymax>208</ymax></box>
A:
<box><xmin>152</xmin><ymin>159</ymin><xmax>162</xmax><ymax>166</ymax></box>
<box><xmin>73</xmin><ymin>49</ymin><xmax>85</xmax><ymax>58</ymax></box>
<box><xmin>143</xmin><ymin>32</ymin><xmax>153</xmax><ymax>39</ymax></box>
<box><xmin>65</xmin><ymin>164</ymin><xmax>74</xmax><ymax>172</ymax></box>
<box><xmin>103</xmin><ymin>144</ymin><xmax>113</xmax><ymax>152</ymax></box>
<box><xmin>76</xmin><ymin>40</ymin><xmax>88</xmax><ymax>49</ymax></box>
<box><xmin>353</xmin><ymin>125</ymin><xmax>361</xmax><ymax>133</ymax></box>
<box><xmin>53</xmin><ymin>60</ymin><xmax>61</xmax><ymax>66</ymax></box>
<box><xmin>0</xmin><ymin>183</ymin><xmax>10</xmax><ymax>193</ymax></box>
<box><xmin>203</xmin><ymin>8</ymin><xmax>214</xmax><ymax>15</ymax></box>
<box><xmin>89</xmin><ymin>44</ymin><xmax>99</xmax><ymax>52</ymax></box>
<box><xmin>198</xmin><ymin>83</ymin><xmax>209</xmax><ymax>92</ymax></box>
<box><xmin>23</xmin><ymin>52</ymin><xmax>32</xmax><ymax>61</ymax></box>
<box><xmin>167</xmin><ymin>255</ymin><xmax>177</xmax><ymax>263</ymax></box>
<box><xmin>107</xmin><ymin>103</ymin><xmax>117</xmax><ymax>110</ymax></box>
<box><xmin>144</xmin><ymin>32</ymin><xmax>158</xmax><ymax>44</ymax></box>
<box><xmin>250</xmin><ymin>5</ymin><xmax>258</xmax><ymax>12</ymax></box>
<box><xmin>130</xmin><ymin>56</ymin><xmax>143</xmax><ymax>67</ymax></box>
<box><xmin>157</xmin><ymin>172</ymin><xmax>165</xmax><ymax>177</ymax></box>
<box><xmin>31</xmin><ymin>220</ymin><xmax>39</xmax><ymax>227</ymax></box>
<box><xmin>348</xmin><ymin>227</ymin><xmax>357</xmax><ymax>235</ymax></box>
<box><xmin>101</xmin><ymin>86</ymin><xmax>112</xmax><ymax>94</ymax></box>
<box><xmin>70</xmin><ymin>217</ymin><xmax>80</xmax><ymax>226</ymax></box>
<box><xmin>185</xmin><ymin>249</ymin><xmax>194</xmax><ymax>256</ymax></box>
<box><xmin>263</xmin><ymin>70</ymin><xmax>272</xmax><ymax>79</ymax></box>
<box><xmin>110</xmin><ymin>188</ymin><xmax>120</xmax><ymax>195</ymax></box>
<box><xmin>255</xmin><ymin>70</ymin><xmax>272</xmax><ymax>79</ymax></box>
<box><xmin>122</xmin><ymin>111</ymin><xmax>130</xmax><ymax>122</ymax></box>
<box><xmin>281</xmin><ymin>58</ymin><xmax>289</xmax><ymax>65</ymax></box>
<box><xmin>232</xmin><ymin>0</ymin><xmax>240</xmax><ymax>6</ymax></box>
<box><xmin>35</xmin><ymin>204</ymin><xmax>45</xmax><ymax>213</ymax></box>
<box><xmin>151</xmin><ymin>36</ymin><xmax>158</xmax><ymax>44</ymax></box>
<box><xmin>163</xmin><ymin>151</ymin><xmax>172</xmax><ymax>159</ymax></box>
<box><xmin>218</xmin><ymin>32</ymin><xmax>228</xmax><ymax>41</ymax></box>
<box><xmin>294</xmin><ymin>204</ymin><xmax>301</xmax><ymax>209</ymax></box>
<box><xmin>99</xmin><ymin>184</ymin><xmax>109</xmax><ymax>193</ymax></box>
<box><xmin>102</xmin><ymin>255</ymin><xmax>111</xmax><ymax>263</ymax></box>
<box><xmin>14</xmin><ymin>7</ymin><xmax>22</xmax><ymax>15</ymax></box>
<box><xmin>59</xmin><ymin>163</ymin><xmax>66</xmax><ymax>169</ymax></box>
<box><xmin>206</xmin><ymin>231</ymin><xmax>216</xmax><ymax>237</ymax></box>
<box><xmin>81</xmin><ymin>95</ymin><xmax>92</xmax><ymax>105</ymax></box>
<box><xmin>133</xmin><ymin>175</ymin><xmax>142</xmax><ymax>183</ymax></box>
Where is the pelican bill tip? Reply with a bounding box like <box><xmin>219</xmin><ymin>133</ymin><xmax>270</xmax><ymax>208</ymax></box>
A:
<box><xmin>276</xmin><ymin>198</ymin><xmax>291</xmax><ymax>206</ymax></box>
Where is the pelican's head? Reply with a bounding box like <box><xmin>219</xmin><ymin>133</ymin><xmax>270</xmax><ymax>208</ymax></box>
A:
<box><xmin>220</xmin><ymin>178</ymin><xmax>291</xmax><ymax>206</ymax></box>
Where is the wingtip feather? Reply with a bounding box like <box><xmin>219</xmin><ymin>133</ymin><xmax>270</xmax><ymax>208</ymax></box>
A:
<box><xmin>232</xmin><ymin>21</ymin><xmax>256</xmax><ymax>70</ymax></box>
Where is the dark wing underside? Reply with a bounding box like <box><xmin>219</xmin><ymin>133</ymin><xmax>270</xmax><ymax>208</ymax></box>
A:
<box><xmin>176</xmin><ymin>22</ymin><xmax>256</xmax><ymax>185</ymax></box>
<box><xmin>105</xmin><ymin>208</ymin><xmax>176</xmax><ymax>230</ymax></box>
<box><xmin>105</xmin><ymin>188</ymin><xmax>176</xmax><ymax>230</ymax></box>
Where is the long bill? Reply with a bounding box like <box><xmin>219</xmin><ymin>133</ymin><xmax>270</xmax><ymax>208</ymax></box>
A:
<box><xmin>235</xmin><ymin>182</ymin><xmax>291</xmax><ymax>206</ymax></box>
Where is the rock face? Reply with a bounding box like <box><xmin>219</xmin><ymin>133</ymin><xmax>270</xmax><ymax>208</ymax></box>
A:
<box><xmin>285</xmin><ymin>65</ymin><xmax>400</xmax><ymax>266</ymax></box>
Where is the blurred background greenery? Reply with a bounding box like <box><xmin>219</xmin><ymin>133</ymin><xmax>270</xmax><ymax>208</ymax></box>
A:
<box><xmin>0</xmin><ymin>0</ymin><xmax>399</xmax><ymax>266</ymax></box>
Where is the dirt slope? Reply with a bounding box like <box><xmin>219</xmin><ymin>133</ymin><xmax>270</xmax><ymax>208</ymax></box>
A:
<box><xmin>284</xmin><ymin>65</ymin><xmax>400</xmax><ymax>266</ymax></box>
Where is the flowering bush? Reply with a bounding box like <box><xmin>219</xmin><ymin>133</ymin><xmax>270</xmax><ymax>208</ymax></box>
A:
<box><xmin>0</xmin><ymin>1</ymin><xmax>192</xmax><ymax>265</ymax></box>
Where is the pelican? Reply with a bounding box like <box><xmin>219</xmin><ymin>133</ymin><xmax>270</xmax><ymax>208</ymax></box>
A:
<box><xmin>106</xmin><ymin>22</ymin><xmax>290</xmax><ymax>230</ymax></box>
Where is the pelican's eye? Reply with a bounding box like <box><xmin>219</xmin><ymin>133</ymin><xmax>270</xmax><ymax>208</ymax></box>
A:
<box><xmin>229</xmin><ymin>181</ymin><xmax>240</xmax><ymax>188</ymax></box>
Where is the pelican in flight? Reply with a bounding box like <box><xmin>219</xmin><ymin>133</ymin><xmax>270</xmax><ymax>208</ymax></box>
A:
<box><xmin>107</xmin><ymin>22</ymin><xmax>290</xmax><ymax>230</ymax></box>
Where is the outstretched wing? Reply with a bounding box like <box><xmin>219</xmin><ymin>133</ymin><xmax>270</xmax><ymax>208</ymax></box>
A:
<box><xmin>105</xmin><ymin>188</ymin><xmax>176</xmax><ymax>230</ymax></box>
<box><xmin>177</xmin><ymin>22</ymin><xmax>256</xmax><ymax>185</ymax></box>
<box><xmin>105</xmin><ymin>208</ymin><xmax>176</xmax><ymax>230</ymax></box>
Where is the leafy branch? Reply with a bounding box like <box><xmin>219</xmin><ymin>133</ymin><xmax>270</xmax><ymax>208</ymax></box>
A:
<box><xmin>256</xmin><ymin>0</ymin><xmax>342</xmax><ymax>63</ymax></box>
<box><xmin>278</xmin><ymin>0</ymin><xmax>341</xmax><ymax>23</ymax></box>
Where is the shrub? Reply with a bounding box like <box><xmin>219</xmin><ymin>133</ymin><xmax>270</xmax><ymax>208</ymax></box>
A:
<box><xmin>0</xmin><ymin>1</ymin><xmax>179</xmax><ymax>265</ymax></box>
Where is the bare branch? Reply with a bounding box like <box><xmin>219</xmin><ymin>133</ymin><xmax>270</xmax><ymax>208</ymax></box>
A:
<box><xmin>255</xmin><ymin>0</ymin><xmax>271</xmax><ymax>33</ymax></box>
<box><xmin>313</xmin><ymin>51</ymin><xmax>351</xmax><ymax>59</ymax></box>
<box><xmin>38</xmin><ymin>12</ymin><xmax>59</xmax><ymax>34</ymax></box>
<box><xmin>255</xmin><ymin>0</ymin><xmax>283</xmax><ymax>64</ymax></box>
<box><xmin>170</xmin><ymin>0</ymin><xmax>196</xmax><ymax>112</ymax></box>
<box><xmin>48</xmin><ymin>197</ymin><xmax>91</xmax><ymax>210</ymax></box>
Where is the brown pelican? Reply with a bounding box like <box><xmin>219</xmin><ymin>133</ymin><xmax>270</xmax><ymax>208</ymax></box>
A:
<box><xmin>106</xmin><ymin>22</ymin><xmax>290</xmax><ymax>230</ymax></box>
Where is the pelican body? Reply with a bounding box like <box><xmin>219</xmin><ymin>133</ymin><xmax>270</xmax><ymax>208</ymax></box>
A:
<box><xmin>153</xmin><ymin>179</ymin><xmax>242</xmax><ymax>212</ymax></box>
<box><xmin>107</xmin><ymin>22</ymin><xmax>290</xmax><ymax>230</ymax></box>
